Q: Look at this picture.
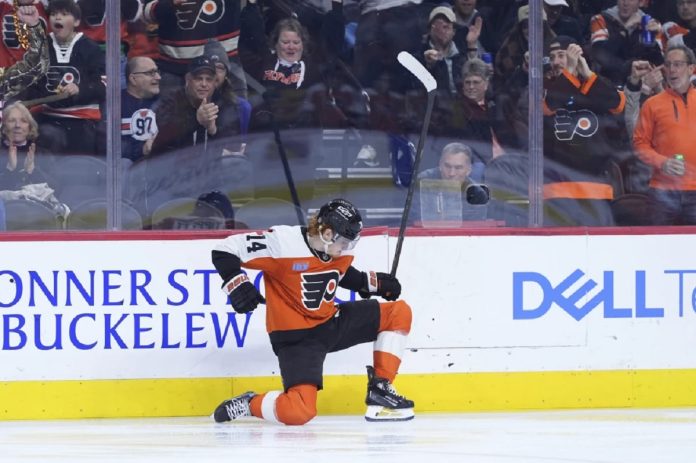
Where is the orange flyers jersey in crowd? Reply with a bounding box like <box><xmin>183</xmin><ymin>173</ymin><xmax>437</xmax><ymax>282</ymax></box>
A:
<box><xmin>215</xmin><ymin>226</ymin><xmax>355</xmax><ymax>333</ymax></box>
<box><xmin>0</xmin><ymin>1</ymin><xmax>47</xmax><ymax>68</ymax></box>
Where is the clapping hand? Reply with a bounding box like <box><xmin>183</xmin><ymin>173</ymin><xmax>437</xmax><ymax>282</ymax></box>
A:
<box><xmin>25</xmin><ymin>142</ymin><xmax>35</xmax><ymax>174</ymax></box>
<box><xmin>566</xmin><ymin>44</ymin><xmax>591</xmax><ymax>79</ymax></box>
<box><xmin>466</xmin><ymin>16</ymin><xmax>483</xmax><ymax>48</ymax></box>
<box><xmin>196</xmin><ymin>97</ymin><xmax>219</xmax><ymax>133</ymax></box>
<box><xmin>642</xmin><ymin>64</ymin><xmax>664</xmax><ymax>93</ymax></box>
<box><xmin>7</xmin><ymin>142</ymin><xmax>17</xmax><ymax>171</ymax></box>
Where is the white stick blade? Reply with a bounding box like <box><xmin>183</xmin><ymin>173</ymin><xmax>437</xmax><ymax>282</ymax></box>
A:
<box><xmin>397</xmin><ymin>51</ymin><xmax>437</xmax><ymax>92</ymax></box>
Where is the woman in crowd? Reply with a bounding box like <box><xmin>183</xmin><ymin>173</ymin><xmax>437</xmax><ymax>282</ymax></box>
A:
<box><xmin>240</xmin><ymin>0</ymin><xmax>346</xmax><ymax>207</ymax></box>
<box><xmin>0</xmin><ymin>102</ymin><xmax>54</xmax><ymax>191</ymax></box>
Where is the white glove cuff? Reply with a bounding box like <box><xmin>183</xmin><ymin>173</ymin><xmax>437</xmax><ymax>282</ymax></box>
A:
<box><xmin>222</xmin><ymin>273</ymin><xmax>249</xmax><ymax>295</ymax></box>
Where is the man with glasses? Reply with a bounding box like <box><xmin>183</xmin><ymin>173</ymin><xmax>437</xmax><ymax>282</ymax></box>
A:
<box><xmin>634</xmin><ymin>45</ymin><xmax>696</xmax><ymax>224</ymax></box>
<box><xmin>120</xmin><ymin>56</ymin><xmax>161</xmax><ymax>223</ymax></box>
<box><xmin>122</xmin><ymin>57</ymin><xmax>161</xmax><ymax>163</ymax></box>
<box><xmin>449</xmin><ymin>57</ymin><xmax>511</xmax><ymax>170</ymax></box>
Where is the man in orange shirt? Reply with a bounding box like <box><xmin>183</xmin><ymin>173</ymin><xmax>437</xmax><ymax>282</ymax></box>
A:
<box><xmin>210</xmin><ymin>199</ymin><xmax>414</xmax><ymax>424</ymax></box>
<box><xmin>633</xmin><ymin>45</ymin><xmax>696</xmax><ymax>224</ymax></box>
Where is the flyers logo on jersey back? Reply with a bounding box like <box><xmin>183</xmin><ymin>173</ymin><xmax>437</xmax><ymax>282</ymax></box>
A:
<box><xmin>175</xmin><ymin>0</ymin><xmax>225</xmax><ymax>30</ymax></box>
<box><xmin>301</xmin><ymin>271</ymin><xmax>339</xmax><ymax>311</ymax></box>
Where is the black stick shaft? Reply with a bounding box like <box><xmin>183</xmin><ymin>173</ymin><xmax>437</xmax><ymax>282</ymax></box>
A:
<box><xmin>390</xmin><ymin>89</ymin><xmax>436</xmax><ymax>277</ymax></box>
<box><xmin>20</xmin><ymin>92</ymin><xmax>70</xmax><ymax>108</ymax></box>
<box><xmin>265</xmin><ymin>93</ymin><xmax>306</xmax><ymax>226</ymax></box>
<box><xmin>271</xmin><ymin>122</ymin><xmax>306</xmax><ymax>225</ymax></box>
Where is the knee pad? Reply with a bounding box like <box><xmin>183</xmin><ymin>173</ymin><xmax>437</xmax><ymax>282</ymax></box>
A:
<box><xmin>380</xmin><ymin>300</ymin><xmax>412</xmax><ymax>334</ymax></box>
<box><xmin>276</xmin><ymin>384</ymin><xmax>318</xmax><ymax>426</ymax></box>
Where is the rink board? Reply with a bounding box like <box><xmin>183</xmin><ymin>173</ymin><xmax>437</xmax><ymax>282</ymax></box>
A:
<box><xmin>1</xmin><ymin>229</ymin><xmax>696</xmax><ymax>419</ymax></box>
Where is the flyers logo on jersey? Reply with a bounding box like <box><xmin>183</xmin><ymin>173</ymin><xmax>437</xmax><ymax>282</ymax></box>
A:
<box><xmin>45</xmin><ymin>67</ymin><xmax>80</xmax><ymax>92</ymax></box>
<box><xmin>301</xmin><ymin>271</ymin><xmax>339</xmax><ymax>311</ymax></box>
<box><xmin>175</xmin><ymin>0</ymin><xmax>225</xmax><ymax>31</ymax></box>
<box><xmin>553</xmin><ymin>108</ymin><xmax>598</xmax><ymax>141</ymax></box>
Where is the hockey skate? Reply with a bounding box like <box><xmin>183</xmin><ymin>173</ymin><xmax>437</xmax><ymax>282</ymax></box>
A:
<box><xmin>212</xmin><ymin>392</ymin><xmax>255</xmax><ymax>423</ymax></box>
<box><xmin>364</xmin><ymin>365</ymin><xmax>414</xmax><ymax>421</ymax></box>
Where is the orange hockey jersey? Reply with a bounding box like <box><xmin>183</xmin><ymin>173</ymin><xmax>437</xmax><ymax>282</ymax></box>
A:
<box><xmin>214</xmin><ymin>226</ymin><xmax>355</xmax><ymax>333</ymax></box>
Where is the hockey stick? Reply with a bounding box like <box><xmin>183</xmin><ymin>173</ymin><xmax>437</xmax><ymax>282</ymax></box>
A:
<box><xmin>20</xmin><ymin>91</ymin><xmax>70</xmax><ymax>109</ymax></box>
<box><xmin>390</xmin><ymin>51</ymin><xmax>437</xmax><ymax>277</ymax></box>
<box><xmin>333</xmin><ymin>58</ymin><xmax>371</xmax><ymax>116</ymax></box>
<box><xmin>237</xmin><ymin>64</ymin><xmax>306</xmax><ymax>226</ymax></box>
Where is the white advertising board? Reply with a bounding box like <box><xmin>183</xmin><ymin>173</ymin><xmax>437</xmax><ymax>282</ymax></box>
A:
<box><xmin>0</xmin><ymin>232</ymin><xmax>695</xmax><ymax>381</ymax></box>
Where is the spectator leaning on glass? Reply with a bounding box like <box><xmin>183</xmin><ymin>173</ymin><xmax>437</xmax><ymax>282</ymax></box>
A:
<box><xmin>411</xmin><ymin>142</ymin><xmax>476</xmax><ymax>224</ymax></box>
<box><xmin>633</xmin><ymin>45</ymin><xmax>696</xmax><ymax>225</ymax></box>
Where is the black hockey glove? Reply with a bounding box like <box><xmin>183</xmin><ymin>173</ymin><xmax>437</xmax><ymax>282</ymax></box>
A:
<box><xmin>222</xmin><ymin>273</ymin><xmax>266</xmax><ymax>313</ymax></box>
<box><xmin>359</xmin><ymin>271</ymin><xmax>401</xmax><ymax>301</ymax></box>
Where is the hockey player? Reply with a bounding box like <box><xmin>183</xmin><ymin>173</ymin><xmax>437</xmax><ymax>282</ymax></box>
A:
<box><xmin>210</xmin><ymin>199</ymin><xmax>414</xmax><ymax>424</ymax></box>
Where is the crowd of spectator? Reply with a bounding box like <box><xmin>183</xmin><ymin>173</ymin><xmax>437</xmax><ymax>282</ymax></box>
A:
<box><xmin>0</xmin><ymin>0</ymin><xmax>695</xmax><ymax>230</ymax></box>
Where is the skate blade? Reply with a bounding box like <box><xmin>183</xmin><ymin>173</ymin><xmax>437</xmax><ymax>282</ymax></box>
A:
<box><xmin>210</xmin><ymin>411</ymin><xmax>228</xmax><ymax>423</ymax></box>
<box><xmin>364</xmin><ymin>405</ymin><xmax>414</xmax><ymax>422</ymax></box>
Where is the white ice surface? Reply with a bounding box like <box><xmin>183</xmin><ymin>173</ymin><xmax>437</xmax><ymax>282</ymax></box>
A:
<box><xmin>2</xmin><ymin>409</ymin><xmax>696</xmax><ymax>463</ymax></box>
